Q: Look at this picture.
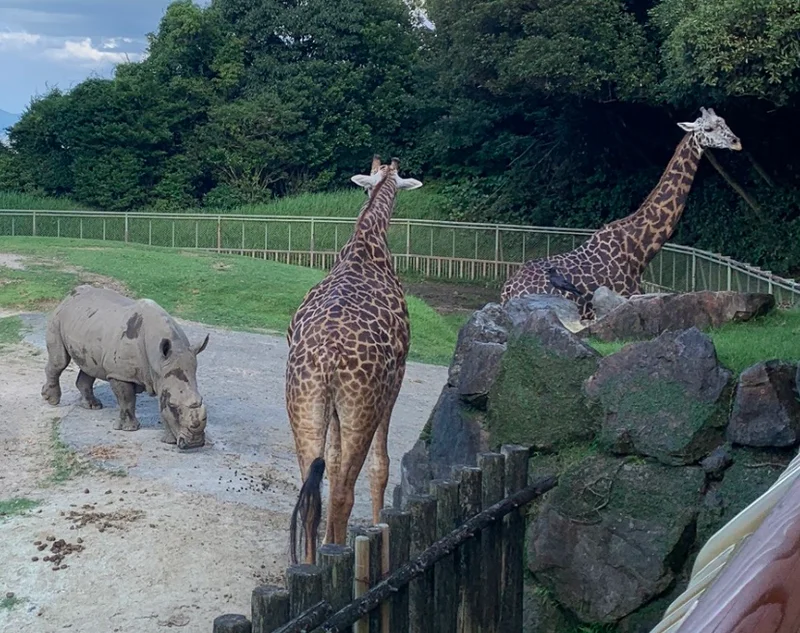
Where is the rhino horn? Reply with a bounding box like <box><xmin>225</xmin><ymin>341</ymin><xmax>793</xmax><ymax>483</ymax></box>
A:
<box><xmin>191</xmin><ymin>333</ymin><xmax>210</xmax><ymax>356</ymax></box>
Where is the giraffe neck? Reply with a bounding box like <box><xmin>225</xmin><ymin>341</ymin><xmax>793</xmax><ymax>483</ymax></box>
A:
<box><xmin>619</xmin><ymin>133</ymin><xmax>702</xmax><ymax>267</ymax></box>
<box><xmin>340</xmin><ymin>177</ymin><xmax>398</xmax><ymax>264</ymax></box>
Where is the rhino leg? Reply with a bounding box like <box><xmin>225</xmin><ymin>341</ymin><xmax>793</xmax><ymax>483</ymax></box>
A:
<box><xmin>109</xmin><ymin>379</ymin><xmax>140</xmax><ymax>431</ymax></box>
<box><xmin>41</xmin><ymin>327</ymin><xmax>70</xmax><ymax>406</ymax></box>
<box><xmin>76</xmin><ymin>371</ymin><xmax>103</xmax><ymax>410</ymax></box>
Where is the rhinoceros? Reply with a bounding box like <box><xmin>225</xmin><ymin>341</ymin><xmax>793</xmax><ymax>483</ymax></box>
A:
<box><xmin>41</xmin><ymin>285</ymin><xmax>210</xmax><ymax>449</ymax></box>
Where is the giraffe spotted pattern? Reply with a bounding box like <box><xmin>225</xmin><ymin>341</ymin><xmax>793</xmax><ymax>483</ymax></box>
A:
<box><xmin>285</xmin><ymin>158</ymin><xmax>421</xmax><ymax>564</ymax></box>
<box><xmin>502</xmin><ymin>108</ymin><xmax>742</xmax><ymax>320</ymax></box>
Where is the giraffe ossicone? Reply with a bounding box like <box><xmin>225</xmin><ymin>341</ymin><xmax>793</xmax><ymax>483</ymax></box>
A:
<box><xmin>501</xmin><ymin>107</ymin><xmax>742</xmax><ymax>321</ymax></box>
<box><xmin>285</xmin><ymin>155</ymin><xmax>422</xmax><ymax>565</ymax></box>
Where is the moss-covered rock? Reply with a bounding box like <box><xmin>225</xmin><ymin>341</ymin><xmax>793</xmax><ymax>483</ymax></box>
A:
<box><xmin>487</xmin><ymin>334</ymin><xmax>601</xmax><ymax>450</ymax></box>
<box><xmin>523</xmin><ymin>579</ymin><xmax>571</xmax><ymax>633</ymax></box>
<box><xmin>696</xmin><ymin>446</ymin><xmax>794</xmax><ymax>546</ymax></box>
<box><xmin>584</xmin><ymin>328</ymin><xmax>732</xmax><ymax>465</ymax></box>
<box><xmin>529</xmin><ymin>455</ymin><xmax>705</xmax><ymax>623</ymax></box>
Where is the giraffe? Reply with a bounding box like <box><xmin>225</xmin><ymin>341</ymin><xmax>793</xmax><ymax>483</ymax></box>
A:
<box><xmin>285</xmin><ymin>155</ymin><xmax>423</xmax><ymax>564</ymax></box>
<box><xmin>501</xmin><ymin>107</ymin><xmax>743</xmax><ymax>320</ymax></box>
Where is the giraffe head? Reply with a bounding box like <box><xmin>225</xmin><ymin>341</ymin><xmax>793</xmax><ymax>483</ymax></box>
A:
<box><xmin>677</xmin><ymin>107</ymin><xmax>742</xmax><ymax>153</ymax></box>
<box><xmin>350</xmin><ymin>155</ymin><xmax>423</xmax><ymax>196</ymax></box>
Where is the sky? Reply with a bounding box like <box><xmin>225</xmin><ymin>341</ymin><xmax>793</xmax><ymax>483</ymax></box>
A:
<box><xmin>0</xmin><ymin>0</ymin><xmax>191</xmax><ymax>114</ymax></box>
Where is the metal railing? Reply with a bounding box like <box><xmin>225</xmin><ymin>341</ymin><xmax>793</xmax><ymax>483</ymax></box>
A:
<box><xmin>1</xmin><ymin>209</ymin><xmax>799</xmax><ymax>306</ymax></box>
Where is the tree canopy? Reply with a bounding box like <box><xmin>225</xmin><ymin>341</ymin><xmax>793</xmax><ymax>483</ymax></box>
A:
<box><xmin>3</xmin><ymin>0</ymin><xmax>800</xmax><ymax>273</ymax></box>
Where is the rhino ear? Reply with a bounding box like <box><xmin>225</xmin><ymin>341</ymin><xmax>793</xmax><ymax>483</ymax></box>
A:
<box><xmin>192</xmin><ymin>333</ymin><xmax>210</xmax><ymax>356</ymax></box>
<box><xmin>160</xmin><ymin>338</ymin><xmax>172</xmax><ymax>359</ymax></box>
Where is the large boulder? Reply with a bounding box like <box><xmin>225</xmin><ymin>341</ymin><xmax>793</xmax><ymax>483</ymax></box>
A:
<box><xmin>584</xmin><ymin>328</ymin><xmax>732</xmax><ymax>465</ymax></box>
<box><xmin>583</xmin><ymin>291</ymin><xmax>775</xmax><ymax>342</ymax></box>
<box><xmin>528</xmin><ymin>456</ymin><xmax>705</xmax><ymax>623</ymax></box>
<box><xmin>427</xmin><ymin>386</ymin><xmax>489</xmax><ymax>479</ymax></box>
<box><xmin>448</xmin><ymin>303</ymin><xmax>511</xmax><ymax>388</ymax></box>
<box><xmin>727</xmin><ymin>360</ymin><xmax>800</xmax><ymax>448</ymax></box>
<box><xmin>486</xmin><ymin>303</ymin><xmax>601</xmax><ymax>451</ymax></box>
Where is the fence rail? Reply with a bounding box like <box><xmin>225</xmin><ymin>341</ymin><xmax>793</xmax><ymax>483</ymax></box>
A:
<box><xmin>2</xmin><ymin>209</ymin><xmax>799</xmax><ymax>306</ymax></box>
<box><xmin>211</xmin><ymin>445</ymin><xmax>555</xmax><ymax>633</ymax></box>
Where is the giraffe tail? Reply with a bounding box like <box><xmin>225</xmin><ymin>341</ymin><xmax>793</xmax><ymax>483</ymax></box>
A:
<box><xmin>289</xmin><ymin>343</ymin><xmax>341</xmax><ymax>564</ymax></box>
<box><xmin>290</xmin><ymin>456</ymin><xmax>326</xmax><ymax>565</ymax></box>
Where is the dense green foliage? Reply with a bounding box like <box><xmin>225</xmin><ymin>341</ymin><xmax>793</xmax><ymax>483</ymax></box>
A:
<box><xmin>1</xmin><ymin>0</ymin><xmax>799</xmax><ymax>273</ymax></box>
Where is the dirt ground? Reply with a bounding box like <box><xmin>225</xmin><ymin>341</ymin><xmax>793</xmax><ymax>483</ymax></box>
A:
<box><xmin>0</xmin><ymin>258</ymin><xmax>450</xmax><ymax>632</ymax></box>
<box><xmin>403</xmin><ymin>280</ymin><xmax>501</xmax><ymax>315</ymax></box>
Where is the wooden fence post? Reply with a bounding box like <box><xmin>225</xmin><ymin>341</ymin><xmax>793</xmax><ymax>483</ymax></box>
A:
<box><xmin>349</xmin><ymin>526</ymin><xmax>383</xmax><ymax>633</ymax></box>
<box><xmin>379</xmin><ymin>508</ymin><xmax>411</xmax><ymax>633</ymax></box>
<box><xmin>318</xmin><ymin>544</ymin><xmax>354</xmax><ymax>613</ymax></box>
<box><xmin>251</xmin><ymin>585</ymin><xmax>290</xmax><ymax>633</ymax></box>
<box><xmin>287</xmin><ymin>564</ymin><xmax>323</xmax><ymax>618</ymax></box>
<box><xmin>354</xmin><ymin>535</ymin><xmax>370</xmax><ymax>633</ymax></box>
<box><xmin>407</xmin><ymin>494</ymin><xmax>437</xmax><ymax>633</ymax></box>
<box><xmin>454</xmin><ymin>466</ymin><xmax>483</xmax><ymax>633</ymax></box>
<box><xmin>479</xmin><ymin>453</ymin><xmax>506</xmax><ymax>633</ymax></box>
<box><xmin>213</xmin><ymin>614</ymin><xmax>252</xmax><ymax>633</ymax></box>
<box><xmin>499</xmin><ymin>445</ymin><xmax>530</xmax><ymax>632</ymax></box>
<box><xmin>431</xmin><ymin>479</ymin><xmax>460</xmax><ymax>633</ymax></box>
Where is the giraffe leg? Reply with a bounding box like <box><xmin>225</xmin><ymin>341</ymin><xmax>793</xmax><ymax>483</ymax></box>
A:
<box><xmin>329</xmin><ymin>439</ymin><xmax>372</xmax><ymax>545</ymax></box>
<box><xmin>287</xmin><ymin>380</ymin><xmax>332</xmax><ymax>565</ymax></box>
<box><xmin>577</xmin><ymin>293</ymin><xmax>596</xmax><ymax>321</ymax></box>
<box><xmin>323</xmin><ymin>408</ymin><xmax>342</xmax><ymax>544</ymax></box>
<box><xmin>369</xmin><ymin>413</ymin><xmax>391</xmax><ymax>526</ymax></box>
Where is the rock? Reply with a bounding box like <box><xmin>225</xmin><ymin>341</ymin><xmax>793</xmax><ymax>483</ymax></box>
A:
<box><xmin>448</xmin><ymin>303</ymin><xmax>511</xmax><ymax>387</ymax></box>
<box><xmin>700</xmin><ymin>443</ymin><xmax>734</xmax><ymax>480</ymax></box>
<box><xmin>428</xmin><ymin>387</ymin><xmax>488</xmax><ymax>480</ymax></box>
<box><xmin>528</xmin><ymin>456</ymin><xmax>705</xmax><ymax>623</ymax></box>
<box><xmin>523</xmin><ymin>581</ymin><xmax>570</xmax><ymax>633</ymax></box>
<box><xmin>399</xmin><ymin>439</ymin><xmax>432</xmax><ymax>502</ymax></box>
<box><xmin>727</xmin><ymin>361</ymin><xmax>800</xmax><ymax>448</ymax></box>
<box><xmin>504</xmin><ymin>294</ymin><xmax>583</xmax><ymax>332</ymax></box>
<box><xmin>593</xmin><ymin>286</ymin><xmax>627</xmax><ymax>319</ymax></box>
<box><xmin>584</xmin><ymin>291</ymin><xmax>775</xmax><ymax>342</ymax></box>
<box><xmin>507</xmin><ymin>302</ymin><xmax>599</xmax><ymax>360</ymax></box>
<box><xmin>486</xmin><ymin>313</ymin><xmax>601</xmax><ymax>451</ymax></box>
<box><xmin>696</xmin><ymin>447</ymin><xmax>793</xmax><ymax>546</ymax></box>
<box><xmin>584</xmin><ymin>328</ymin><xmax>732</xmax><ymax>465</ymax></box>
<box><xmin>457</xmin><ymin>342</ymin><xmax>506</xmax><ymax>408</ymax></box>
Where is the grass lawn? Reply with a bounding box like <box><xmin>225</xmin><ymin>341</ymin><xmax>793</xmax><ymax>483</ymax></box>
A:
<box><xmin>0</xmin><ymin>237</ymin><xmax>459</xmax><ymax>365</ymax></box>
<box><xmin>587</xmin><ymin>309</ymin><xmax>800</xmax><ymax>374</ymax></box>
<box><xmin>0</xmin><ymin>187</ymin><xmax>450</xmax><ymax>220</ymax></box>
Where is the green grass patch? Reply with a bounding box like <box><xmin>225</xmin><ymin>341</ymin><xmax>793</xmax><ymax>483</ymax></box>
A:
<box><xmin>587</xmin><ymin>309</ymin><xmax>800</xmax><ymax>375</ymax></box>
<box><xmin>0</xmin><ymin>265</ymin><xmax>77</xmax><ymax>310</ymax></box>
<box><xmin>0</xmin><ymin>594</ymin><xmax>26</xmax><ymax>611</ymax></box>
<box><xmin>0</xmin><ymin>190</ymin><xmax>88</xmax><ymax>211</ymax></box>
<box><xmin>0</xmin><ymin>237</ymin><xmax>459</xmax><ymax>365</ymax></box>
<box><xmin>0</xmin><ymin>497</ymin><xmax>40</xmax><ymax>519</ymax></box>
<box><xmin>210</xmin><ymin>187</ymin><xmax>449</xmax><ymax>220</ymax></box>
<box><xmin>47</xmin><ymin>417</ymin><xmax>89</xmax><ymax>484</ymax></box>
<box><xmin>0</xmin><ymin>315</ymin><xmax>28</xmax><ymax>349</ymax></box>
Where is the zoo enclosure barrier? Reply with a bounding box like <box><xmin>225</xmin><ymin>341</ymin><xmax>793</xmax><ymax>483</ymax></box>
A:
<box><xmin>210</xmin><ymin>446</ymin><xmax>558</xmax><ymax>633</ymax></box>
<box><xmin>2</xmin><ymin>209</ymin><xmax>799</xmax><ymax>307</ymax></box>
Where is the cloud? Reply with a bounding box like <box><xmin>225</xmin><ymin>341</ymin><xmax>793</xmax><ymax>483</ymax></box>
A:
<box><xmin>0</xmin><ymin>30</ymin><xmax>41</xmax><ymax>48</ymax></box>
<box><xmin>43</xmin><ymin>37</ymin><xmax>143</xmax><ymax>65</ymax></box>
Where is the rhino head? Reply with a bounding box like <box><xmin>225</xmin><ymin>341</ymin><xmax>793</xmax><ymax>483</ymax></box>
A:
<box><xmin>155</xmin><ymin>333</ymin><xmax>210</xmax><ymax>450</ymax></box>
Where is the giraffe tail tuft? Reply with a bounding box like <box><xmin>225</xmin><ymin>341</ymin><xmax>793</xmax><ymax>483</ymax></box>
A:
<box><xmin>289</xmin><ymin>457</ymin><xmax>326</xmax><ymax>565</ymax></box>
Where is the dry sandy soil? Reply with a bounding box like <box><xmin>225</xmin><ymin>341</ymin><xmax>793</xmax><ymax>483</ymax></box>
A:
<box><xmin>0</xmin><ymin>257</ymin><xmax>448</xmax><ymax>633</ymax></box>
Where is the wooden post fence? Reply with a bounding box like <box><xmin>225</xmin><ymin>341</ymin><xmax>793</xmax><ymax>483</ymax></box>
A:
<box><xmin>212</xmin><ymin>446</ymin><xmax>557</xmax><ymax>633</ymax></box>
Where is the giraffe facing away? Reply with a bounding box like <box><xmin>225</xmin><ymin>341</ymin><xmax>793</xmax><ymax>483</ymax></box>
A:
<box><xmin>285</xmin><ymin>156</ymin><xmax>422</xmax><ymax>564</ymax></box>
<box><xmin>501</xmin><ymin>107</ymin><xmax>743</xmax><ymax>320</ymax></box>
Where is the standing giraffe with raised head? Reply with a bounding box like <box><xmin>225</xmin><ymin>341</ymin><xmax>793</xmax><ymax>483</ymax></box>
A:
<box><xmin>501</xmin><ymin>107</ymin><xmax>743</xmax><ymax>320</ymax></box>
<box><xmin>285</xmin><ymin>155</ymin><xmax>423</xmax><ymax>564</ymax></box>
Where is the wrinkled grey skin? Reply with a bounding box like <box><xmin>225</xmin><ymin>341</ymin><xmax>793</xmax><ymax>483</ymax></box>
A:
<box><xmin>41</xmin><ymin>285</ymin><xmax>210</xmax><ymax>449</ymax></box>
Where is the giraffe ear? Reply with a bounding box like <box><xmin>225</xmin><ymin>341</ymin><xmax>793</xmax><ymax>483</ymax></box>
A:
<box><xmin>677</xmin><ymin>121</ymin><xmax>696</xmax><ymax>132</ymax></box>
<box><xmin>351</xmin><ymin>174</ymin><xmax>375</xmax><ymax>189</ymax></box>
<box><xmin>396</xmin><ymin>176</ymin><xmax>423</xmax><ymax>190</ymax></box>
